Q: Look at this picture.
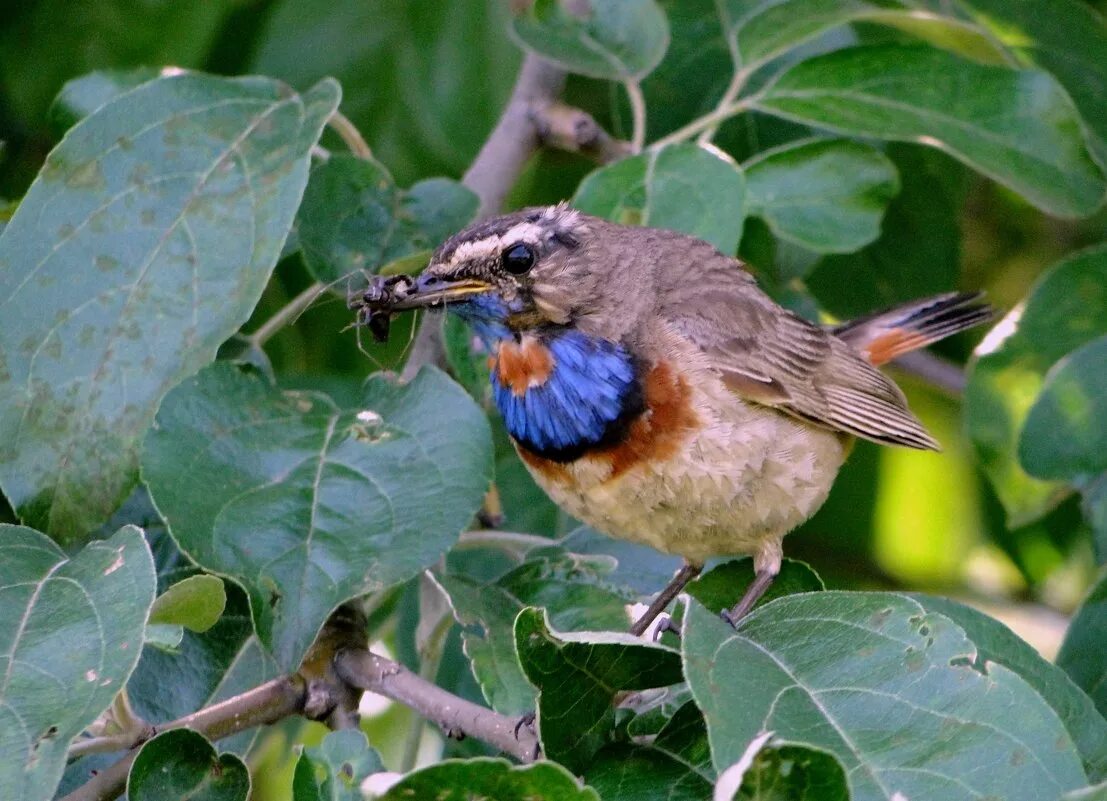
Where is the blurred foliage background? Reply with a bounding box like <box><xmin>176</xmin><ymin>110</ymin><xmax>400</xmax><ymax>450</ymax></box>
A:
<box><xmin>3</xmin><ymin>0</ymin><xmax>1107</xmax><ymax>795</ymax></box>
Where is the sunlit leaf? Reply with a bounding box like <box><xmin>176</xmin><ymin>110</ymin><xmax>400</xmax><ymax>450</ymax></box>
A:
<box><xmin>379</xmin><ymin>758</ymin><xmax>599</xmax><ymax>800</ymax></box>
<box><xmin>0</xmin><ymin>525</ymin><xmax>155</xmax><ymax>801</ymax></box>
<box><xmin>148</xmin><ymin>574</ymin><xmax>226</xmax><ymax>633</ymax></box>
<box><xmin>0</xmin><ymin>74</ymin><xmax>339</xmax><ymax>543</ymax></box>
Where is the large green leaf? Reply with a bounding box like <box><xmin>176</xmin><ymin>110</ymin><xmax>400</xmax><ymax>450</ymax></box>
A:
<box><xmin>683</xmin><ymin>593</ymin><xmax>1087</xmax><ymax>801</ymax></box>
<box><xmin>296</xmin><ymin>155</ymin><xmax>478</xmax><ymax>285</ymax></box>
<box><xmin>1020</xmin><ymin>335</ymin><xmax>1107</xmax><ymax>482</ymax></box>
<box><xmin>585</xmin><ymin>701</ymin><xmax>714</xmax><ymax>801</ymax></box>
<box><xmin>755</xmin><ymin>44</ymin><xmax>1105</xmax><ymax>218</ymax></box>
<box><xmin>0</xmin><ymin>74</ymin><xmax>340</xmax><ymax>543</ymax></box>
<box><xmin>1058</xmin><ymin>572</ymin><xmax>1107</xmax><ymax>721</ymax></box>
<box><xmin>573</xmin><ymin>143</ymin><xmax>747</xmax><ymax>253</ymax></box>
<box><xmin>966</xmin><ymin>245</ymin><xmax>1107</xmax><ymax>526</ymax></box>
<box><xmin>49</xmin><ymin>67</ymin><xmax>160</xmax><ymax>132</ymax></box>
<box><xmin>293</xmin><ymin>730</ymin><xmax>383</xmax><ymax>801</ymax></box>
<box><xmin>128</xmin><ymin>729</ymin><xmax>249</xmax><ymax>801</ymax></box>
<box><xmin>436</xmin><ymin>547</ymin><xmax>635</xmax><ymax>715</ymax></box>
<box><xmin>510</xmin><ymin>0</ymin><xmax>669</xmax><ymax>81</ymax></box>
<box><xmin>923</xmin><ymin>0</ymin><xmax>1107</xmax><ymax>166</ymax></box>
<box><xmin>913</xmin><ymin>594</ymin><xmax>1107</xmax><ymax>781</ymax></box>
<box><xmin>379</xmin><ymin>758</ymin><xmax>599</xmax><ymax>801</ymax></box>
<box><xmin>142</xmin><ymin>363</ymin><xmax>492</xmax><ymax>670</ymax></box>
<box><xmin>744</xmin><ymin>138</ymin><xmax>899</xmax><ymax>253</ymax></box>
<box><xmin>0</xmin><ymin>524</ymin><xmax>155</xmax><ymax>801</ymax></box>
<box><xmin>515</xmin><ymin>607</ymin><xmax>683</xmax><ymax>773</ymax></box>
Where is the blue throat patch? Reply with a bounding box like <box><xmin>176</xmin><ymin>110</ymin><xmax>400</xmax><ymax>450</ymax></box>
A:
<box><xmin>490</xmin><ymin>329</ymin><xmax>644</xmax><ymax>462</ymax></box>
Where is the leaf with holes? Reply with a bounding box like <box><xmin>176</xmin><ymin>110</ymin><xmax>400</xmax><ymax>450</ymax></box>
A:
<box><xmin>436</xmin><ymin>549</ymin><xmax>635</xmax><ymax>715</ymax></box>
<box><xmin>515</xmin><ymin>607</ymin><xmax>683</xmax><ymax>773</ymax></box>
<box><xmin>128</xmin><ymin>729</ymin><xmax>250</xmax><ymax>801</ymax></box>
<box><xmin>510</xmin><ymin>0</ymin><xmax>669</xmax><ymax>81</ymax></box>
<box><xmin>755</xmin><ymin>44</ymin><xmax>1105</xmax><ymax>218</ymax></box>
<box><xmin>142</xmin><ymin>363</ymin><xmax>492</xmax><ymax>671</ymax></box>
<box><xmin>296</xmin><ymin>155</ymin><xmax>478</xmax><ymax>286</ymax></box>
<box><xmin>574</xmin><ymin>143</ymin><xmax>746</xmax><ymax>254</ymax></box>
<box><xmin>0</xmin><ymin>524</ymin><xmax>155</xmax><ymax>801</ymax></box>
<box><xmin>745</xmin><ymin>139</ymin><xmax>899</xmax><ymax>254</ymax></box>
<box><xmin>293</xmin><ymin>729</ymin><xmax>383</xmax><ymax>801</ymax></box>
<box><xmin>683</xmin><ymin>593</ymin><xmax>1087</xmax><ymax>801</ymax></box>
<box><xmin>0</xmin><ymin>74</ymin><xmax>339</xmax><ymax>543</ymax></box>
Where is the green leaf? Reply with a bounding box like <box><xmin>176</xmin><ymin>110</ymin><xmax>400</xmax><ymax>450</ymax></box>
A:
<box><xmin>0</xmin><ymin>74</ymin><xmax>340</xmax><ymax>543</ymax></box>
<box><xmin>143</xmin><ymin>363</ymin><xmax>492</xmax><ymax>671</ymax></box>
<box><xmin>966</xmin><ymin>245</ymin><xmax>1107</xmax><ymax>525</ymax></box>
<box><xmin>296</xmin><ymin>155</ymin><xmax>478</xmax><ymax>285</ymax></box>
<box><xmin>128</xmin><ymin>729</ymin><xmax>250</xmax><ymax>801</ymax></box>
<box><xmin>586</xmin><ymin>701</ymin><xmax>715</xmax><ymax>801</ymax></box>
<box><xmin>0</xmin><ymin>524</ymin><xmax>155</xmax><ymax>801</ymax></box>
<box><xmin>713</xmin><ymin>732</ymin><xmax>849</xmax><ymax>801</ymax></box>
<box><xmin>515</xmin><ymin>607</ymin><xmax>683</xmax><ymax>772</ymax></box>
<box><xmin>149</xmin><ymin>574</ymin><xmax>227</xmax><ymax>633</ymax></box>
<box><xmin>573</xmin><ymin>143</ymin><xmax>746</xmax><ymax>254</ymax></box>
<box><xmin>683</xmin><ymin>593</ymin><xmax>1087</xmax><ymax>801</ymax></box>
<box><xmin>685</xmin><ymin>558</ymin><xmax>824</xmax><ymax>617</ymax></box>
<box><xmin>436</xmin><ymin>549</ymin><xmax>635</xmax><ymax>715</ymax></box>
<box><xmin>560</xmin><ymin>525</ymin><xmax>684</xmax><ymax>598</ymax></box>
<box><xmin>717</xmin><ymin>0</ymin><xmax>1010</xmax><ymax>70</ymax></box>
<box><xmin>379</xmin><ymin>757</ymin><xmax>599</xmax><ymax>801</ymax></box>
<box><xmin>293</xmin><ymin>729</ymin><xmax>383</xmax><ymax>801</ymax></box>
<box><xmin>929</xmin><ymin>0</ymin><xmax>1107</xmax><ymax>166</ymax></box>
<box><xmin>1058</xmin><ymin>571</ymin><xmax>1107</xmax><ymax>721</ymax></box>
<box><xmin>1020</xmin><ymin>335</ymin><xmax>1107</xmax><ymax>481</ymax></box>
<box><xmin>48</xmin><ymin>67</ymin><xmax>160</xmax><ymax>132</ymax></box>
<box><xmin>510</xmin><ymin>0</ymin><xmax>669</xmax><ymax>81</ymax></box>
<box><xmin>755</xmin><ymin>44</ymin><xmax>1105</xmax><ymax>218</ymax></box>
<box><xmin>744</xmin><ymin>138</ymin><xmax>899</xmax><ymax>253</ymax></box>
<box><xmin>912</xmin><ymin>594</ymin><xmax>1107</xmax><ymax>781</ymax></box>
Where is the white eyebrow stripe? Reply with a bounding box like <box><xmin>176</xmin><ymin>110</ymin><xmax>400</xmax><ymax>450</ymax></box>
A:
<box><xmin>445</xmin><ymin>222</ymin><xmax>548</xmax><ymax>269</ymax></box>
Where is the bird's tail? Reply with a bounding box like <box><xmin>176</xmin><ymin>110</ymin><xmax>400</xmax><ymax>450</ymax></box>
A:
<box><xmin>831</xmin><ymin>292</ymin><xmax>995</xmax><ymax>366</ymax></box>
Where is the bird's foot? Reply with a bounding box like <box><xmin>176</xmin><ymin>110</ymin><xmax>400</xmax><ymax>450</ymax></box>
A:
<box><xmin>653</xmin><ymin>615</ymin><xmax>681</xmax><ymax>641</ymax></box>
<box><xmin>513</xmin><ymin>711</ymin><xmax>536</xmax><ymax>739</ymax></box>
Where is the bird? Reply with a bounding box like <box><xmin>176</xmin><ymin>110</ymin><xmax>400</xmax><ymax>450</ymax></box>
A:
<box><xmin>364</xmin><ymin>203</ymin><xmax>993</xmax><ymax>634</ymax></box>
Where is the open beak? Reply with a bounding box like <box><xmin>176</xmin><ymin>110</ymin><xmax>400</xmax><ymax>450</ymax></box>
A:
<box><xmin>379</xmin><ymin>273</ymin><xmax>493</xmax><ymax>311</ymax></box>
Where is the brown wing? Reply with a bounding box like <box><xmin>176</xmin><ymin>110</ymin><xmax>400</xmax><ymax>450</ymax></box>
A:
<box><xmin>657</xmin><ymin>257</ymin><xmax>939</xmax><ymax>450</ymax></box>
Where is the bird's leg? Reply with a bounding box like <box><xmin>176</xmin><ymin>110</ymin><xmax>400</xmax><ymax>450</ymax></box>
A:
<box><xmin>721</xmin><ymin>568</ymin><xmax>776</xmax><ymax>626</ymax></box>
<box><xmin>629</xmin><ymin>561</ymin><xmax>702</xmax><ymax>637</ymax></box>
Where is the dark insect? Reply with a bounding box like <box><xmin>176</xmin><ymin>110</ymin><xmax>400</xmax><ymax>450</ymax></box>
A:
<box><xmin>349</xmin><ymin>274</ymin><xmax>415</xmax><ymax>344</ymax></box>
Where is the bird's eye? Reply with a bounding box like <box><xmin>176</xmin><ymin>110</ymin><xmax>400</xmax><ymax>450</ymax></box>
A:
<box><xmin>501</xmin><ymin>242</ymin><xmax>536</xmax><ymax>275</ymax></box>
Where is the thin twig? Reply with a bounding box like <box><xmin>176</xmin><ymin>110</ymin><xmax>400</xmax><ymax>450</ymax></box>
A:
<box><xmin>651</xmin><ymin>96</ymin><xmax>757</xmax><ymax>150</ymax></box>
<box><xmin>61</xmin><ymin>677</ymin><xmax>306</xmax><ymax>801</ymax></box>
<box><xmin>248</xmin><ymin>281</ymin><xmax>325</xmax><ymax>348</ymax></box>
<box><xmin>335</xmin><ymin>649</ymin><xmax>540</xmax><ymax>763</ymax></box>
<box><xmin>624</xmin><ymin>79</ymin><xmax>647</xmax><ymax>153</ymax></box>
<box><xmin>529</xmin><ymin>100</ymin><xmax>630</xmax><ymax>164</ymax></box>
<box><xmin>327</xmin><ymin>110</ymin><xmax>373</xmax><ymax>160</ymax></box>
<box><xmin>696</xmin><ymin>66</ymin><xmax>752</xmax><ymax>146</ymax></box>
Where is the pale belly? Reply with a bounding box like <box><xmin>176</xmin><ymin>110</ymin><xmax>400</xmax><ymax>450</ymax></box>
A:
<box><xmin>519</xmin><ymin>374</ymin><xmax>849</xmax><ymax>572</ymax></box>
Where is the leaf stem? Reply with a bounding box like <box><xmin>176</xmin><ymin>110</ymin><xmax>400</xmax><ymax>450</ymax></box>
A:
<box><xmin>624</xmin><ymin>79</ymin><xmax>647</xmax><ymax>153</ymax></box>
<box><xmin>247</xmin><ymin>281</ymin><xmax>326</xmax><ymax>348</ymax></box>
<box><xmin>327</xmin><ymin>110</ymin><xmax>373</xmax><ymax>160</ymax></box>
<box><xmin>651</xmin><ymin>95</ymin><xmax>757</xmax><ymax>150</ymax></box>
<box><xmin>696</xmin><ymin>66</ymin><xmax>752</xmax><ymax>145</ymax></box>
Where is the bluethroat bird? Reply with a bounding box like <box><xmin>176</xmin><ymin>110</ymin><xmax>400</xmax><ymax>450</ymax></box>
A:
<box><xmin>361</xmin><ymin>204</ymin><xmax>993</xmax><ymax>634</ymax></box>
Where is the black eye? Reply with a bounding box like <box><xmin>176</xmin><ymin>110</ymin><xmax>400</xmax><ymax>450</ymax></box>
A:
<box><xmin>501</xmin><ymin>243</ymin><xmax>536</xmax><ymax>275</ymax></box>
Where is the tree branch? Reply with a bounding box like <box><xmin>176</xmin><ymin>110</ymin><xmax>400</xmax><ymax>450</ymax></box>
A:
<box><xmin>401</xmin><ymin>53</ymin><xmax>566</xmax><ymax>380</ymax></box>
<box><xmin>530</xmin><ymin>100</ymin><xmax>630</xmax><ymax>164</ymax></box>
<box><xmin>60</xmin><ymin>676</ymin><xmax>306</xmax><ymax>801</ymax></box>
<box><xmin>335</xmin><ymin>648</ymin><xmax>540</xmax><ymax>763</ymax></box>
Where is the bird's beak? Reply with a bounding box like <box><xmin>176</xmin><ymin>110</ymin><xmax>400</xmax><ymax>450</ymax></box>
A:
<box><xmin>378</xmin><ymin>272</ymin><xmax>493</xmax><ymax>311</ymax></box>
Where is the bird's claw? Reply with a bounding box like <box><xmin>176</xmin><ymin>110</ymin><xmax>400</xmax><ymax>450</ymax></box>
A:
<box><xmin>514</xmin><ymin>711</ymin><xmax>536</xmax><ymax>739</ymax></box>
<box><xmin>719</xmin><ymin>609</ymin><xmax>739</xmax><ymax>629</ymax></box>
<box><xmin>653</xmin><ymin>615</ymin><xmax>680</xmax><ymax>641</ymax></box>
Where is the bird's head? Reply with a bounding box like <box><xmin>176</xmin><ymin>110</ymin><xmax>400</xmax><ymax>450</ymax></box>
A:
<box><xmin>381</xmin><ymin>204</ymin><xmax>646</xmax><ymax>344</ymax></box>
